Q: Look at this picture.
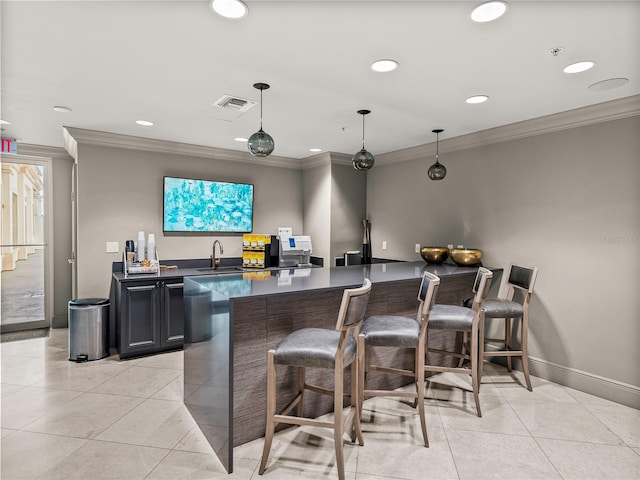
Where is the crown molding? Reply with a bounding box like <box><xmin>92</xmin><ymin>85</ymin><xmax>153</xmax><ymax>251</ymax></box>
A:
<box><xmin>377</xmin><ymin>95</ymin><xmax>640</xmax><ymax>165</ymax></box>
<box><xmin>299</xmin><ymin>151</ymin><xmax>353</xmax><ymax>169</ymax></box>
<box><xmin>9</xmin><ymin>143</ymin><xmax>72</xmax><ymax>161</ymax></box>
<box><xmin>60</xmin><ymin>95</ymin><xmax>639</xmax><ymax>170</ymax></box>
<box><xmin>329</xmin><ymin>152</ymin><xmax>354</xmax><ymax>167</ymax></box>
<box><xmin>62</xmin><ymin>127</ymin><xmax>301</xmax><ymax>169</ymax></box>
<box><xmin>301</xmin><ymin>152</ymin><xmax>332</xmax><ymax>169</ymax></box>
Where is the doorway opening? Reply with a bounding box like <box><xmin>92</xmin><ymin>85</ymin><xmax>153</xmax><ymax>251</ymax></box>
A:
<box><xmin>1</xmin><ymin>157</ymin><xmax>51</xmax><ymax>335</ymax></box>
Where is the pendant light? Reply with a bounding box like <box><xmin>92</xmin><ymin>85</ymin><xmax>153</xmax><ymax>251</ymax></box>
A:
<box><xmin>352</xmin><ymin>109</ymin><xmax>374</xmax><ymax>170</ymax></box>
<box><xmin>248</xmin><ymin>83</ymin><xmax>275</xmax><ymax>157</ymax></box>
<box><xmin>427</xmin><ymin>129</ymin><xmax>447</xmax><ymax>181</ymax></box>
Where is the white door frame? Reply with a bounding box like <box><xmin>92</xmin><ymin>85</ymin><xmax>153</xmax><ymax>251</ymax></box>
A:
<box><xmin>0</xmin><ymin>153</ymin><xmax>54</xmax><ymax>331</ymax></box>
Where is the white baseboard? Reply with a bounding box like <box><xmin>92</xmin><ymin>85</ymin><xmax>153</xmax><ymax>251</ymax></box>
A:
<box><xmin>51</xmin><ymin>314</ymin><xmax>68</xmax><ymax>329</ymax></box>
<box><xmin>526</xmin><ymin>356</ymin><xmax>640</xmax><ymax>409</ymax></box>
<box><xmin>486</xmin><ymin>348</ymin><xmax>639</xmax><ymax>409</ymax></box>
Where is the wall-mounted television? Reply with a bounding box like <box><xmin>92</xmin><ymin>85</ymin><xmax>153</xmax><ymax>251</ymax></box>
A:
<box><xmin>163</xmin><ymin>176</ymin><xmax>254</xmax><ymax>233</ymax></box>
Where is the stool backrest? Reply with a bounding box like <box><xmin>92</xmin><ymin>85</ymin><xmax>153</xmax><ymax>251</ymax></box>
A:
<box><xmin>336</xmin><ymin>278</ymin><xmax>372</xmax><ymax>331</ymax></box>
<box><xmin>417</xmin><ymin>272</ymin><xmax>441</xmax><ymax>322</ymax></box>
<box><xmin>508</xmin><ymin>265</ymin><xmax>538</xmax><ymax>294</ymax></box>
<box><xmin>506</xmin><ymin>265</ymin><xmax>538</xmax><ymax>312</ymax></box>
<box><xmin>469</xmin><ymin>267</ymin><xmax>494</xmax><ymax>311</ymax></box>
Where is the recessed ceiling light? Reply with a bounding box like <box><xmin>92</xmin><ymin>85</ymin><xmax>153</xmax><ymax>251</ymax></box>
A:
<box><xmin>0</xmin><ymin>119</ymin><xmax>10</xmax><ymax>125</ymax></box>
<box><xmin>563</xmin><ymin>61</ymin><xmax>595</xmax><ymax>74</ymax></box>
<box><xmin>136</xmin><ymin>120</ymin><xmax>154</xmax><ymax>126</ymax></box>
<box><xmin>309</xmin><ymin>148</ymin><xmax>322</xmax><ymax>152</ymax></box>
<box><xmin>53</xmin><ymin>106</ymin><xmax>72</xmax><ymax>113</ymax></box>
<box><xmin>210</xmin><ymin>0</ymin><xmax>248</xmax><ymax>19</ymax></box>
<box><xmin>371</xmin><ymin>59</ymin><xmax>399</xmax><ymax>73</ymax></box>
<box><xmin>234</xmin><ymin>137</ymin><xmax>248</xmax><ymax>142</ymax></box>
<box><xmin>466</xmin><ymin>95</ymin><xmax>489</xmax><ymax>104</ymax></box>
<box><xmin>470</xmin><ymin>1</ymin><xmax>509</xmax><ymax>22</ymax></box>
<box><xmin>588</xmin><ymin>77</ymin><xmax>629</xmax><ymax>91</ymax></box>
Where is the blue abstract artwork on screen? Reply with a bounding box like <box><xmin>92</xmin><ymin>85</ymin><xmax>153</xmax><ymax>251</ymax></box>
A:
<box><xmin>163</xmin><ymin>177</ymin><xmax>253</xmax><ymax>233</ymax></box>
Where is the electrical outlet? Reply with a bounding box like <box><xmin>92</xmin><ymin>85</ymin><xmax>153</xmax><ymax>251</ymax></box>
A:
<box><xmin>415</xmin><ymin>243</ymin><xmax>420</xmax><ymax>253</ymax></box>
<box><xmin>106</xmin><ymin>241</ymin><xmax>119</xmax><ymax>253</ymax></box>
<box><xmin>382</xmin><ymin>241</ymin><xmax>387</xmax><ymax>250</ymax></box>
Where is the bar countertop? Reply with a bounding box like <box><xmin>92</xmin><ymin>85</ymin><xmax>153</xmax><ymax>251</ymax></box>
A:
<box><xmin>183</xmin><ymin>261</ymin><xmax>484</xmax><ymax>298</ymax></box>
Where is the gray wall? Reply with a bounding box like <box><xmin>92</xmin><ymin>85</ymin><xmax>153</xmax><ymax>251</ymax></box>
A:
<box><xmin>330</xmin><ymin>161</ymin><xmax>367</xmax><ymax>264</ymax></box>
<box><xmin>302</xmin><ymin>160</ymin><xmax>331</xmax><ymax>264</ymax></box>
<box><xmin>301</xmin><ymin>156</ymin><xmax>367</xmax><ymax>268</ymax></box>
<box><xmin>51</xmin><ymin>152</ymin><xmax>74</xmax><ymax>326</ymax></box>
<box><xmin>367</xmin><ymin>116</ymin><xmax>640</xmax><ymax>402</ymax></box>
<box><xmin>75</xmin><ymin>144</ymin><xmax>303</xmax><ymax>298</ymax></box>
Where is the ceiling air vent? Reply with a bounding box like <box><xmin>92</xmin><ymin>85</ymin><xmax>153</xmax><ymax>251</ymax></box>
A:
<box><xmin>213</xmin><ymin>95</ymin><xmax>256</xmax><ymax>112</ymax></box>
<box><xmin>207</xmin><ymin>94</ymin><xmax>257</xmax><ymax>122</ymax></box>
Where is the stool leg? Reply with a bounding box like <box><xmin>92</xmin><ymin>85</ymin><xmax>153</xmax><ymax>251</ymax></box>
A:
<box><xmin>521</xmin><ymin>312</ymin><xmax>533</xmax><ymax>391</ymax></box>
<box><xmin>259</xmin><ymin>351</ymin><xmax>277</xmax><ymax>475</ymax></box>
<box><xmin>505</xmin><ymin>318</ymin><xmax>513</xmax><ymax>371</ymax></box>
<box><xmin>457</xmin><ymin>331</ymin><xmax>468</xmax><ymax>368</ymax></box>
<box><xmin>479</xmin><ymin>312</ymin><xmax>486</xmax><ymax>389</ymax></box>
<box><xmin>297</xmin><ymin>366</ymin><xmax>305</xmax><ymax>417</ymax></box>
<box><xmin>471</xmin><ymin>325</ymin><xmax>482</xmax><ymax>417</ymax></box>
<box><xmin>333</xmin><ymin>365</ymin><xmax>346</xmax><ymax>480</ymax></box>
<box><xmin>357</xmin><ymin>334</ymin><xmax>366</xmax><ymax>418</ymax></box>
<box><xmin>413</xmin><ymin>344</ymin><xmax>420</xmax><ymax>409</ymax></box>
<box><xmin>416</xmin><ymin>341</ymin><xmax>429</xmax><ymax>447</ymax></box>
<box><xmin>350</xmin><ymin>359</ymin><xmax>364</xmax><ymax>446</ymax></box>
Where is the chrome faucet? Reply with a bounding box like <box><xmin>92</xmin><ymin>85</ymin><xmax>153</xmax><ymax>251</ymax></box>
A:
<box><xmin>212</xmin><ymin>240</ymin><xmax>224</xmax><ymax>268</ymax></box>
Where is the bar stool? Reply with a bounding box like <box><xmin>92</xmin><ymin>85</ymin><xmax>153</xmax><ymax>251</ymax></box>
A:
<box><xmin>259</xmin><ymin>279</ymin><xmax>372</xmax><ymax>480</ymax></box>
<box><xmin>357</xmin><ymin>272</ymin><xmax>440</xmax><ymax>447</ymax></box>
<box><xmin>425</xmin><ymin>267</ymin><xmax>493</xmax><ymax>417</ymax></box>
<box><xmin>480</xmin><ymin>265</ymin><xmax>538</xmax><ymax>391</ymax></box>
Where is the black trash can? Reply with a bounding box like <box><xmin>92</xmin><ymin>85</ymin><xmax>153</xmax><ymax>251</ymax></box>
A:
<box><xmin>68</xmin><ymin>298</ymin><xmax>110</xmax><ymax>362</ymax></box>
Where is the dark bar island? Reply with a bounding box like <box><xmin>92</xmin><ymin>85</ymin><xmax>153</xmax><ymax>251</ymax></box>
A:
<box><xmin>183</xmin><ymin>261</ymin><xmax>498</xmax><ymax>473</ymax></box>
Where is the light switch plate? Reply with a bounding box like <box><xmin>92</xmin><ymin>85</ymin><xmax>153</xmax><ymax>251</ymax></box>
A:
<box><xmin>106</xmin><ymin>241</ymin><xmax>119</xmax><ymax>253</ymax></box>
<box><xmin>382</xmin><ymin>241</ymin><xmax>387</xmax><ymax>250</ymax></box>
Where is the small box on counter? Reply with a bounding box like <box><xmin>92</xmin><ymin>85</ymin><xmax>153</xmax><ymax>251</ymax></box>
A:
<box><xmin>242</xmin><ymin>234</ymin><xmax>272</xmax><ymax>248</ymax></box>
<box><xmin>242</xmin><ymin>250</ymin><xmax>266</xmax><ymax>268</ymax></box>
<box><xmin>241</xmin><ymin>234</ymin><xmax>278</xmax><ymax>268</ymax></box>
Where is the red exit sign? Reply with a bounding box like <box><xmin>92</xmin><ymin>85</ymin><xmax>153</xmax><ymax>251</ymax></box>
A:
<box><xmin>1</xmin><ymin>138</ymin><xmax>17</xmax><ymax>154</ymax></box>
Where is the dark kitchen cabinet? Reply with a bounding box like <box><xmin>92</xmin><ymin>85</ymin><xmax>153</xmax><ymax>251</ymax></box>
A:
<box><xmin>115</xmin><ymin>278</ymin><xmax>184</xmax><ymax>358</ymax></box>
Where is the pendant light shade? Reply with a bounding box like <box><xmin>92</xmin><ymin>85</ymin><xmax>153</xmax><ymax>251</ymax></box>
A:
<box><xmin>248</xmin><ymin>83</ymin><xmax>275</xmax><ymax>157</ymax></box>
<box><xmin>427</xmin><ymin>129</ymin><xmax>447</xmax><ymax>181</ymax></box>
<box><xmin>352</xmin><ymin>109</ymin><xmax>374</xmax><ymax>170</ymax></box>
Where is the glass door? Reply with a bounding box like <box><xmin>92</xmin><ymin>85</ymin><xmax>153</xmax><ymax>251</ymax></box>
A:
<box><xmin>1</xmin><ymin>157</ymin><xmax>50</xmax><ymax>333</ymax></box>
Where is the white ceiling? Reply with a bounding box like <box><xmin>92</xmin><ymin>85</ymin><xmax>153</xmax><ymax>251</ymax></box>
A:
<box><xmin>1</xmin><ymin>1</ymin><xmax>638</xmax><ymax>161</ymax></box>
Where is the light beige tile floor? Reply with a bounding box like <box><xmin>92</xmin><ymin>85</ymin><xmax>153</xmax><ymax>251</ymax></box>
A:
<box><xmin>1</xmin><ymin>329</ymin><xmax>639</xmax><ymax>480</ymax></box>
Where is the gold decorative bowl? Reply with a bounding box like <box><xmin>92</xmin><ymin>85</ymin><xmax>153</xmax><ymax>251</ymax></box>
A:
<box><xmin>420</xmin><ymin>246</ymin><xmax>449</xmax><ymax>264</ymax></box>
<box><xmin>450</xmin><ymin>248</ymin><xmax>483</xmax><ymax>266</ymax></box>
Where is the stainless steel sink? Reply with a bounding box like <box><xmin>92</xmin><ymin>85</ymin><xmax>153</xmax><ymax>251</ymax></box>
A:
<box><xmin>196</xmin><ymin>266</ymin><xmax>244</xmax><ymax>274</ymax></box>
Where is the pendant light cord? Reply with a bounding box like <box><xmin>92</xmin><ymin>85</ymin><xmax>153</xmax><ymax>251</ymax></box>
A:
<box><xmin>435</xmin><ymin>131</ymin><xmax>439</xmax><ymax>162</ymax></box>
<box><xmin>259</xmin><ymin>89</ymin><xmax>263</xmax><ymax>130</ymax></box>
<box><xmin>362</xmin><ymin>114</ymin><xmax>365</xmax><ymax>148</ymax></box>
